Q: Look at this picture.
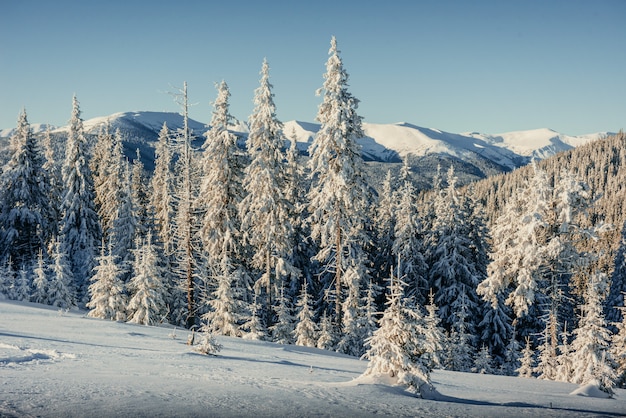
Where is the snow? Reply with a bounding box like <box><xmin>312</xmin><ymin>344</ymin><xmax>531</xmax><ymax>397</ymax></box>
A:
<box><xmin>467</xmin><ymin>128</ymin><xmax>608</xmax><ymax>159</ymax></box>
<box><xmin>2</xmin><ymin>300</ymin><xmax>625</xmax><ymax>417</ymax></box>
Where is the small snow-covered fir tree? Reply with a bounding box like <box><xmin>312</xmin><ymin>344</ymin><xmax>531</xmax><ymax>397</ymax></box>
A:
<box><xmin>478</xmin><ymin>291</ymin><xmax>513</xmax><ymax>369</ymax></box>
<box><xmin>126</xmin><ymin>233</ymin><xmax>168</xmax><ymax>326</ymax></box>
<box><xmin>502</xmin><ymin>328</ymin><xmax>522</xmax><ymax>376</ymax></box>
<box><xmin>270</xmin><ymin>286</ymin><xmax>295</xmax><ymax>344</ymax></box>
<box><xmin>87</xmin><ymin>244</ymin><xmax>127</xmax><ymax>321</ymax></box>
<box><xmin>445</xmin><ymin>292</ymin><xmax>476</xmax><ymax>372</ymax></box>
<box><xmin>362</xmin><ymin>270</ymin><xmax>431</xmax><ymax>395</ymax></box>
<box><xmin>48</xmin><ymin>239</ymin><xmax>76</xmax><ymax>309</ymax></box>
<box><xmin>570</xmin><ymin>271</ymin><xmax>616</xmax><ymax>394</ymax></box>
<box><xmin>241</xmin><ymin>293</ymin><xmax>266</xmax><ymax>341</ymax></box>
<box><xmin>555</xmin><ymin>322</ymin><xmax>573</xmax><ymax>382</ymax></box>
<box><xmin>150</xmin><ymin>122</ymin><xmax>175</xmax><ymax>257</ymax></box>
<box><xmin>0</xmin><ymin>260</ymin><xmax>15</xmax><ymax>299</ymax></box>
<box><xmin>535</xmin><ymin>311</ymin><xmax>559</xmax><ymax>381</ymax></box>
<box><xmin>31</xmin><ymin>250</ymin><xmax>49</xmax><ymax>305</ymax></box>
<box><xmin>203</xmin><ymin>258</ymin><xmax>243</xmax><ymax>337</ymax></box>
<box><xmin>316</xmin><ymin>310</ymin><xmax>336</xmax><ymax>351</ymax></box>
<box><xmin>194</xmin><ymin>330</ymin><xmax>223</xmax><ymax>356</ymax></box>
<box><xmin>14</xmin><ymin>266</ymin><xmax>31</xmax><ymax>302</ymax></box>
<box><xmin>473</xmin><ymin>345</ymin><xmax>494</xmax><ymax>375</ymax></box>
<box><xmin>294</xmin><ymin>282</ymin><xmax>317</xmax><ymax>347</ymax></box>
<box><xmin>423</xmin><ymin>289</ymin><xmax>446</xmax><ymax>370</ymax></box>
<box><xmin>517</xmin><ymin>337</ymin><xmax>535</xmax><ymax>378</ymax></box>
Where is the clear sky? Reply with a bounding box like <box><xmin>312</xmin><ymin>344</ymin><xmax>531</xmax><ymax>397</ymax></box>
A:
<box><xmin>1</xmin><ymin>0</ymin><xmax>625</xmax><ymax>135</ymax></box>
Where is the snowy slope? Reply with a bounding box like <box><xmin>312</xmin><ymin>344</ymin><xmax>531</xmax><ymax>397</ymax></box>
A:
<box><xmin>1</xmin><ymin>300</ymin><xmax>624</xmax><ymax>418</ymax></box>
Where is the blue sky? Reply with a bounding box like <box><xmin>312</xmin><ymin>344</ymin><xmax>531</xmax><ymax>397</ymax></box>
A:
<box><xmin>2</xmin><ymin>0</ymin><xmax>625</xmax><ymax>135</ymax></box>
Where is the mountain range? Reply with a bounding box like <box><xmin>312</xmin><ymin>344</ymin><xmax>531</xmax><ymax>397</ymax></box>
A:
<box><xmin>0</xmin><ymin>111</ymin><xmax>612</xmax><ymax>185</ymax></box>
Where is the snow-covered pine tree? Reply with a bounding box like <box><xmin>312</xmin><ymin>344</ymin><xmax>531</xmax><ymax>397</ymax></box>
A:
<box><xmin>241</xmin><ymin>293</ymin><xmax>267</xmax><ymax>341</ymax></box>
<box><xmin>270</xmin><ymin>285</ymin><xmax>295</xmax><ymax>344</ymax></box>
<box><xmin>196</xmin><ymin>81</ymin><xmax>248</xmax><ymax>334</ymax></box>
<box><xmin>473</xmin><ymin>345</ymin><xmax>494</xmax><ymax>374</ymax></box>
<box><xmin>372</xmin><ymin>169</ymin><xmax>396</xmax><ymax>293</ymax></box>
<box><xmin>423</xmin><ymin>289</ymin><xmax>446</xmax><ymax>370</ymax></box>
<box><xmin>31</xmin><ymin>250</ymin><xmax>49</xmax><ymax>305</ymax></box>
<box><xmin>48</xmin><ymin>238</ymin><xmax>76</xmax><ymax>309</ymax></box>
<box><xmin>429</xmin><ymin>166</ymin><xmax>481</xmax><ymax>334</ymax></box>
<box><xmin>502</xmin><ymin>328</ymin><xmax>522</xmax><ymax>376</ymax></box>
<box><xmin>110</xmin><ymin>161</ymin><xmax>137</xmax><ymax>281</ymax></box>
<box><xmin>14</xmin><ymin>266</ymin><xmax>31</xmax><ymax>302</ymax></box>
<box><xmin>307</xmin><ymin>37</ymin><xmax>371</xmax><ymax>327</ymax></box>
<box><xmin>569</xmin><ymin>271</ymin><xmax>616</xmax><ymax>394</ymax></box>
<box><xmin>478</xmin><ymin>163</ymin><xmax>551</xmax><ymax>322</ymax></box>
<box><xmin>91</xmin><ymin>123</ymin><xmax>115</xmax><ymax>237</ymax></box>
<box><xmin>611</xmin><ymin>294</ymin><xmax>626</xmax><ymax>388</ymax></box>
<box><xmin>0</xmin><ymin>109</ymin><xmax>52</xmax><ymax>266</ymax></box>
<box><xmin>316</xmin><ymin>310</ymin><xmax>336</xmax><ymax>351</ymax></box>
<box><xmin>42</xmin><ymin>126</ymin><xmax>61</xmax><ymax>243</ymax></box>
<box><xmin>478</xmin><ymin>291</ymin><xmax>512</xmax><ymax>369</ymax></box>
<box><xmin>239</xmin><ymin>59</ymin><xmax>297</xmax><ymax>317</ymax></box>
<box><xmin>555</xmin><ymin>322</ymin><xmax>573</xmax><ymax>382</ymax></box>
<box><xmin>126</xmin><ymin>232</ymin><xmax>168</xmax><ymax>326</ymax></box>
<box><xmin>59</xmin><ymin>96</ymin><xmax>101</xmax><ymax>298</ymax></box>
<box><xmin>150</xmin><ymin>122</ymin><xmax>174</xmax><ymax>257</ymax></box>
<box><xmin>517</xmin><ymin>337</ymin><xmax>535</xmax><ymax>378</ymax></box>
<box><xmin>535</xmin><ymin>311</ymin><xmax>559</xmax><ymax>381</ymax></box>
<box><xmin>445</xmin><ymin>290</ymin><xmax>476</xmax><ymax>372</ymax></box>
<box><xmin>393</xmin><ymin>160</ymin><xmax>428</xmax><ymax>304</ymax></box>
<box><xmin>98</xmin><ymin>129</ymin><xmax>124</xmax><ymax>242</ymax></box>
<box><xmin>87</xmin><ymin>243</ymin><xmax>127</xmax><ymax>321</ymax></box>
<box><xmin>0</xmin><ymin>259</ymin><xmax>16</xmax><ymax>299</ymax></box>
<box><xmin>362</xmin><ymin>269</ymin><xmax>431</xmax><ymax>395</ymax></box>
<box><xmin>131</xmin><ymin>148</ymin><xmax>150</xmax><ymax>237</ymax></box>
<box><xmin>337</xmin><ymin>251</ymin><xmax>371</xmax><ymax>356</ymax></box>
<box><xmin>294</xmin><ymin>282</ymin><xmax>318</xmax><ymax>347</ymax></box>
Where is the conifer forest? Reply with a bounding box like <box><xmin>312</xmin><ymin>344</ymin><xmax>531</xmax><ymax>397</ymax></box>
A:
<box><xmin>1</xmin><ymin>37</ymin><xmax>626</xmax><ymax>395</ymax></box>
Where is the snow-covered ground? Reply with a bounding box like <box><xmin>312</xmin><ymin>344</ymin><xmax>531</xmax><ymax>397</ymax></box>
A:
<box><xmin>1</xmin><ymin>300</ymin><xmax>624</xmax><ymax>418</ymax></box>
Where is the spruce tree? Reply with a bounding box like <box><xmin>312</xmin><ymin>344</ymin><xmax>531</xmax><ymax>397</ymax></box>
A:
<box><xmin>362</xmin><ymin>270</ymin><xmax>431</xmax><ymax>395</ymax></box>
<box><xmin>569</xmin><ymin>271</ymin><xmax>616</xmax><ymax>394</ymax></box>
<box><xmin>87</xmin><ymin>244</ymin><xmax>127</xmax><ymax>321</ymax></box>
<box><xmin>196</xmin><ymin>81</ymin><xmax>248</xmax><ymax>334</ymax></box>
<box><xmin>126</xmin><ymin>233</ymin><xmax>168</xmax><ymax>326</ymax></box>
<box><xmin>270</xmin><ymin>286</ymin><xmax>295</xmax><ymax>344</ymax></box>
<box><xmin>59</xmin><ymin>96</ymin><xmax>101</xmax><ymax>297</ymax></box>
<box><xmin>294</xmin><ymin>282</ymin><xmax>318</xmax><ymax>347</ymax></box>
<box><xmin>307</xmin><ymin>36</ymin><xmax>371</xmax><ymax>330</ymax></box>
<box><xmin>31</xmin><ymin>250</ymin><xmax>49</xmax><ymax>305</ymax></box>
<box><xmin>48</xmin><ymin>239</ymin><xmax>76</xmax><ymax>309</ymax></box>
<box><xmin>239</xmin><ymin>59</ymin><xmax>297</xmax><ymax>317</ymax></box>
<box><xmin>393</xmin><ymin>160</ymin><xmax>428</xmax><ymax>303</ymax></box>
<box><xmin>517</xmin><ymin>337</ymin><xmax>535</xmax><ymax>378</ymax></box>
<box><xmin>0</xmin><ymin>109</ymin><xmax>52</xmax><ymax>266</ymax></box>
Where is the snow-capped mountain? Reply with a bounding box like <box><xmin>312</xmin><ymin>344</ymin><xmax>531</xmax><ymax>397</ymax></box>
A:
<box><xmin>466</xmin><ymin>128</ymin><xmax>609</xmax><ymax>160</ymax></box>
<box><xmin>0</xmin><ymin>123</ymin><xmax>57</xmax><ymax>138</ymax></box>
<box><xmin>0</xmin><ymin>111</ymin><xmax>611</xmax><ymax>180</ymax></box>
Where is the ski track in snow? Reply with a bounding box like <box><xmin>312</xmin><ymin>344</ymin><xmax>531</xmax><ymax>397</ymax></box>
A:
<box><xmin>1</xmin><ymin>300</ymin><xmax>626</xmax><ymax>418</ymax></box>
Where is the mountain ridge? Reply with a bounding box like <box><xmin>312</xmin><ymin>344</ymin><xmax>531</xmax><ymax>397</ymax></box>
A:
<box><xmin>0</xmin><ymin>110</ymin><xmax>612</xmax><ymax>181</ymax></box>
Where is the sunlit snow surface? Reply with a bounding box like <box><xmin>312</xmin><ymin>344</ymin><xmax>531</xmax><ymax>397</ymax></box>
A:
<box><xmin>1</xmin><ymin>300</ymin><xmax>624</xmax><ymax>417</ymax></box>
